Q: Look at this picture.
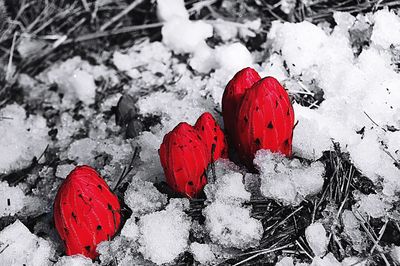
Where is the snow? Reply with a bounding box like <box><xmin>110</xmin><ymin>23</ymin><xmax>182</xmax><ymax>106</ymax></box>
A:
<box><xmin>254</xmin><ymin>150</ymin><xmax>325</xmax><ymax>205</ymax></box>
<box><xmin>55</xmin><ymin>164</ymin><xmax>75</xmax><ymax>179</ymax></box>
<box><xmin>54</xmin><ymin>255</ymin><xmax>95</xmax><ymax>266</ymax></box>
<box><xmin>124</xmin><ymin>178</ymin><xmax>168</xmax><ymax>216</ymax></box>
<box><xmin>190</xmin><ymin>242</ymin><xmax>216</xmax><ymax>265</ymax></box>
<box><xmin>355</xmin><ymin>193</ymin><xmax>390</xmax><ymax>218</ymax></box>
<box><xmin>112</xmin><ymin>41</ymin><xmax>172</xmax><ymax>81</ymax></box>
<box><xmin>203</xmin><ymin>201</ymin><xmax>262</xmax><ymax>249</ymax></box>
<box><xmin>391</xmin><ymin>246</ymin><xmax>400</xmax><ymax>265</ymax></box>
<box><xmin>0</xmin><ymin>181</ymin><xmax>27</xmax><ymax>217</ymax></box>
<box><xmin>0</xmin><ymin>220</ymin><xmax>53</xmax><ymax>266</ymax></box>
<box><xmin>162</xmin><ymin>18</ymin><xmax>213</xmax><ymax>54</ymax></box>
<box><xmin>215</xmin><ymin>42</ymin><xmax>254</xmax><ymax>73</ymax></box>
<box><xmin>0</xmin><ymin>104</ymin><xmax>49</xmax><ymax>174</ymax></box>
<box><xmin>39</xmin><ymin>56</ymin><xmax>118</xmax><ymax>105</ymax></box>
<box><xmin>341</xmin><ymin>210</ymin><xmax>366</xmax><ymax>253</ymax></box>
<box><xmin>156</xmin><ymin>0</ymin><xmax>189</xmax><ymax>22</ymax></box>
<box><xmin>120</xmin><ymin>217</ymin><xmax>140</xmax><ymax>241</ymax></box>
<box><xmin>310</xmin><ymin>253</ymin><xmax>341</xmax><ymax>266</ymax></box>
<box><xmin>138</xmin><ymin>199</ymin><xmax>191</xmax><ymax>265</ymax></box>
<box><xmin>204</xmin><ymin>164</ymin><xmax>250</xmax><ymax>204</ymax></box>
<box><xmin>97</xmin><ymin>236</ymin><xmax>140</xmax><ymax>265</ymax></box>
<box><xmin>305</xmin><ymin>222</ymin><xmax>328</xmax><ymax>257</ymax></box>
<box><xmin>268</xmin><ymin>11</ymin><xmax>400</xmax><ymax>196</ymax></box>
<box><xmin>213</xmin><ymin>19</ymin><xmax>238</xmax><ymax>41</ymax></box>
<box><xmin>292</xmin><ymin>104</ymin><xmax>332</xmax><ymax>160</ymax></box>
<box><xmin>65</xmin><ymin>137</ymin><xmax>133</xmax><ymax>178</ymax></box>
<box><xmin>276</xmin><ymin>257</ymin><xmax>294</xmax><ymax>266</ymax></box>
<box><xmin>189</xmin><ymin>45</ymin><xmax>216</xmax><ymax>73</ymax></box>
<box><xmin>370</xmin><ymin>9</ymin><xmax>400</xmax><ymax>49</ymax></box>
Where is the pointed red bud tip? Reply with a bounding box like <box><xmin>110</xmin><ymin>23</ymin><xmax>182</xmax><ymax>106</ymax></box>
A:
<box><xmin>53</xmin><ymin>165</ymin><xmax>121</xmax><ymax>259</ymax></box>
<box><xmin>222</xmin><ymin>67</ymin><xmax>261</xmax><ymax>143</ymax></box>
<box><xmin>222</xmin><ymin>68</ymin><xmax>294</xmax><ymax>169</ymax></box>
<box><xmin>159</xmin><ymin>113</ymin><xmax>228</xmax><ymax>198</ymax></box>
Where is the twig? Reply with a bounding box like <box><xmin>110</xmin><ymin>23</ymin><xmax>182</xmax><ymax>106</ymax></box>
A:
<box><xmin>295</xmin><ymin>240</ymin><xmax>313</xmax><ymax>260</ymax></box>
<box><xmin>363</xmin><ymin>111</ymin><xmax>386</xmax><ymax>132</ymax></box>
<box><xmin>113</xmin><ymin>146</ymin><xmax>140</xmax><ymax>191</ymax></box>
<box><xmin>231</xmin><ymin>244</ymin><xmax>293</xmax><ymax>266</ymax></box>
<box><xmin>6</xmin><ymin>32</ymin><xmax>17</xmax><ymax>82</ymax></box>
<box><xmin>63</xmin><ymin>22</ymin><xmax>163</xmax><ymax>44</ymax></box>
<box><xmin>100</xmin><ymin>0</ymin><xmax>145</xmax><ymax>31</ymax></box>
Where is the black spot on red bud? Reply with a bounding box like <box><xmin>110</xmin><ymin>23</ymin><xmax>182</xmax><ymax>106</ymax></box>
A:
<box><xmin>85</xmin><ymin>246</ymin><xmax>91</xmax><ymax>252</ymax></box>
<box><xmin>255</xmin><ymin>138</ymin><xmax>261</xmax><ymax>146</ymax></box>
<box><xmin>72</xmin><ymin>212</ymin><xmax>77</xmax><ymax>222</ymax></box>
<box><xmin>267</xmin><ymin>122</ymin><xmax>273</xmax><ymax>129</ymax></box>
<box><xmin>188</xmin><ymin>181</ymin><xmax>194</xmax><ymax>186</ymax></box>
<box><xmin>97</xmin><ymin>225</ymin><xmax>102</xmax><ymax>230</ymax></box>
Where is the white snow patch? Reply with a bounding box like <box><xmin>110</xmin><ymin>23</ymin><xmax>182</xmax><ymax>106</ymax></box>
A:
<box><xmin>54</xmin><ymin>255</ymin><xmax>95</xmax><ymax>266</ymax></box>
<box><xmin>0</xmin><ymin>104</ymin><xmax>49</xmax><ymax>174</ymax></box>
<box><xmin>371</xmin><ymin>9</ymin><xmax>400</xmax><ymax>49</ymax></box>
<box><xmin>0</xmin><ymin>182</ymin><xmax>27</xmax><ymax>217</ymax></box>
<box><xmin>120</xmin><ymin>217</ymin><xmax>140</xmax><ymax>241</ymax></box>
<box><xmin>190</xmin><ymin>242</ymin><xmax>216</xmax><ymax>265</ymax></box>
<box><xmin>55</xmin><ymin>164</ymin><xmax>75</xmax><ymax>179</ymax></box>
<box><xmin>310</xmin><ymin>253</ymin><xmax>341</xmax><ymax>266</ymax></box>
<box><xmin>214</xmin><ymin>42</ymin><xmax>253</xmax><ymax>73</ymax></box>
<box><xmin>124</xmin><ymin>178</ymin><xmax>168</xmax><ymax>216</ymax></box>
<box><xmin>39</xmin><ymin>56</ymin><xmax>118</xmax><ymax>105</ymax></box>
<box><xmin>138</xmin><ymin>199</ymin><xmax>191</xmax><ymax>265</ymax></box>
<box><xmin>204</xmin><ymin>170</ymin><xmax>250</xmax><ymax>204</ymax></box>
<box><xmin>355</xmin><ymin>193</ymin><xmax>390</xmax><ymax>218</ymax></box>
<box><xmin>255</xmin><ymin>150</ymin><xmax>325</xmax><ymax>205</ymax></box>
<box><xmin>0</xmin><ymin>220</ymin><xmax>53</xmax><ymax>266</ymax></box>
<box><xmin>156</xmin><ymin>0</ymin><xmax>188</xmax><ymax>22</ymax></box>
<box><xmin>162</xmin><ymin>18</ymin><xmax>213</xmax><ymax>54</ymax></box>
<box><xmin>203</xmin><ymin>201</ymin><xmax>262</xmax><ymax>250</ymax></box>
<box><xmin>305</xmin><ymin>222</ymin><xmax>328</xmax><ymax>257</ymax></box>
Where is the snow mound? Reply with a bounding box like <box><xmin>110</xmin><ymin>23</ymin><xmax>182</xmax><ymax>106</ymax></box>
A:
<box><xmin>254</xmin><ymin>150</ymin><xmax>325</xmax><ymax>205</ymax></box>
<box><xmin>138</xmin><ymin>199</ymin><xmax>191</xmax><ymax>265</ymax></box>
<box><xmin>0</xmin><ymin>220</ymin><xmax>54</xmax><ymax>266</ymax></box>
<box><xmin>355</xmin><ymin>193</ymin><xmax>390</xmax><ymax>218</ymax></box>
<box><xmin>156</xmin><ymin>0</ymin><xmax>188</xmax><ymax>22</ymax></box>
<box><xmin>162</xmin><ymin>18</ymin><xmax>213</xmax><ymax>54</ymax></box>
<box><xmin>370</xmin><ymin>9</ymin><xmax>400</xmax><ymax>49</ymax></box>
<box><xmin>39</xmin><ymin>56</ymin><xmax>118</xmax><ymax>105</ymax></box>
<box><xmin>120</xmin><ymin>217</ymin><xmax>140</xmax><ymax>241</ymax></box>
<box><xmin>204</xmin><ymin>169</ymin><xmax>250</xmax><ymax>204</ymax></box>
<box><xmin>124</xmin><ymin>178</ymin><xmax>168</xmax><ymax>217</ymax></box>
<box><xmin>54</xmin><ymin>255</ymin><xmax>95</xmax><ymax>266</ymax></box>
<box><xmin>0</xmin><ymin>182</ymin><xmax>27</xmax><ymax>217</ymax></box>
<box><xmin>310</xmin><ymin>253</ymin><xmax>341</xmax><ymax>266</ymax></box>
<box><xmin>214</xmin><ymin>42</ymin><xmax>253</xmax><ymax>73</ymax></box>
<box><xmin>190</xmin><ymin>242</ymin><xmax>216</xmax><ymax>265</ymax></box>
<box><xmin>0</xmin><ymin>104</ymin><xmax>49</xmax><ymax>174</ymax></box>
<box><xmin>305</xmin><ymin>222</ymin><xmax>328</xmax><ymax>257</ymax></box>
<box><xmin>203</xmin><ymin>201</ymin><xmax>262</xmax><ymax>249</ymax></box>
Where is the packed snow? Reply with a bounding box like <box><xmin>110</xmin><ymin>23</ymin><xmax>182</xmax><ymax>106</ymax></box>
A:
<box><xmin>0</xmin><ymin>104</ymin><xmax>49</xmax><ymax>174</ymax></box>
<box><xmin>138</xmin><ymin>199</ymin><xmax>191</xmax><ymax>265</ymax></box>
<box><xmin>305</xmin><ymin>222</ymin><xmax>328</xmax><ymax>257</ymax></box>
<box><xmin>0</xmin><ymin>220</ymin><xmax>54</xmax><ymax>266</ymax></box>
<box><xmin>254</xmin><ymin>150</ymin><xmax>325</xmax><ymax>205</ymax></box>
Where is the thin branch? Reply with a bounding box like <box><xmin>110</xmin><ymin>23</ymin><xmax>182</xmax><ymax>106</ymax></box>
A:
<box><xmin>100</xmin><ymin>0</ymin><xmax>145</xmax><ymax>31</ymax></box>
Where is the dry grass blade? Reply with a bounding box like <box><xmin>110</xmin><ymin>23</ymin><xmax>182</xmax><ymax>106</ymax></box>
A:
<box><xmin>355</xmin><ymin>210</ymin><xmax>390</xmax><ymax>266</ymax></box>
<box><xmin>230</xmin><ymin>244</ymin><xmax>294</xmax><ymax>266</ymax></box>
<box><xmin>100</xmin><ymin>0</ymin><xmax>145</xmax><ymax>31</ymax></box>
